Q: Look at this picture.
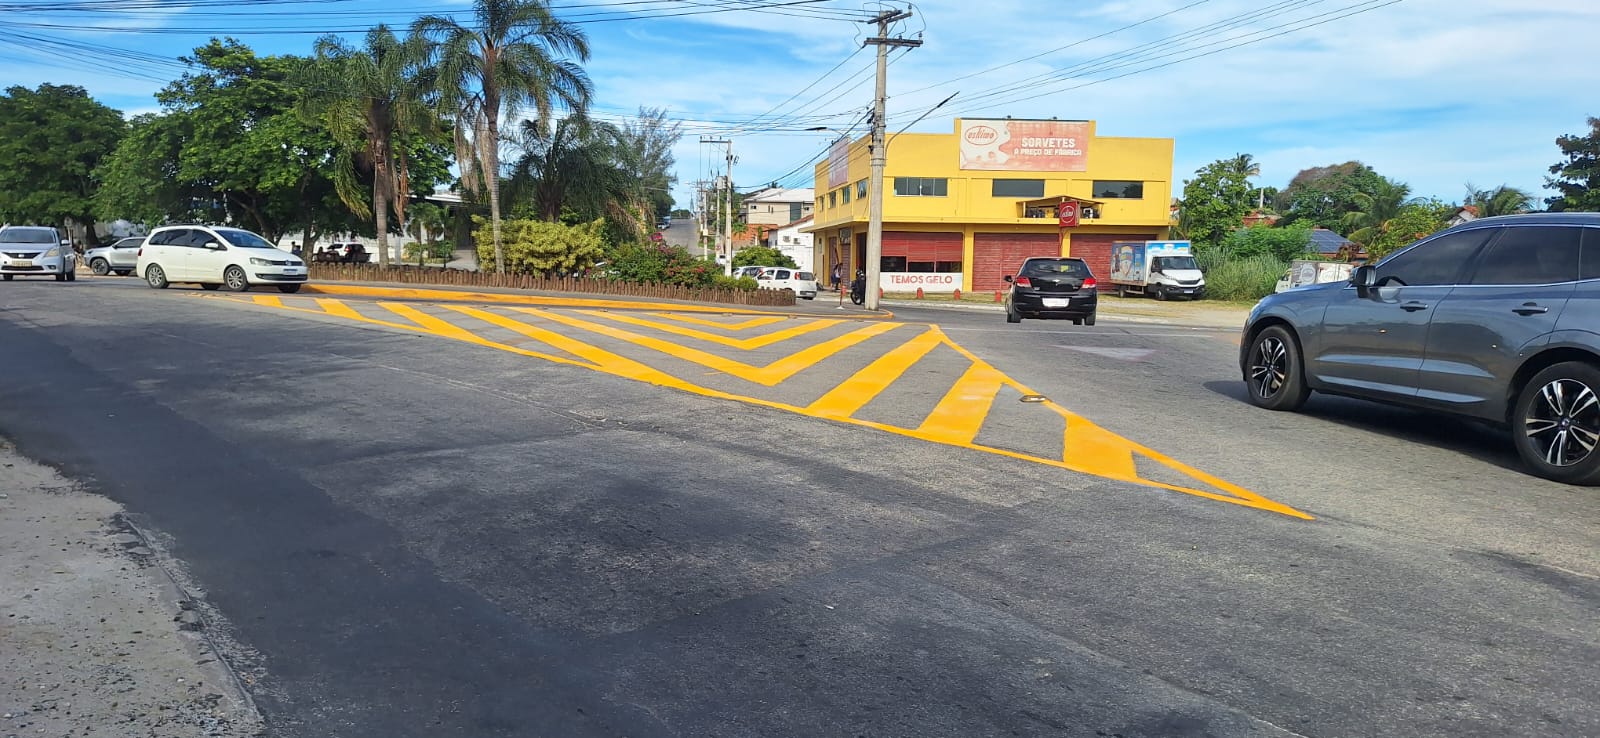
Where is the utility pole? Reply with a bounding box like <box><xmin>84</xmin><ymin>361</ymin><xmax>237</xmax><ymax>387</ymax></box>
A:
<box><xmin>701</xmin><ymin>136</ymin><xmax>733</xmax><ymax>273</ymax></box>
<box><xmin>862</xmin><ymin>8</ymin><xmax>921</xmax><ymax>310</ymax></box>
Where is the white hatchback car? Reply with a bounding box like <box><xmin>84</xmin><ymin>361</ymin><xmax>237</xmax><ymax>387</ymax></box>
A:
<box><xmin>0</xmin><ymin>225</ymin><xmax>77</xmax><ymax>282</ymax></box>
<box><xmin>757</xmin><ymin>267</ymin><xmax>818</xmax><ymax>300</ymax></box>
<box><xmin>138</xmin><ymin>225</ymin><xmax>307</xmax><ymax>293</ymax></box>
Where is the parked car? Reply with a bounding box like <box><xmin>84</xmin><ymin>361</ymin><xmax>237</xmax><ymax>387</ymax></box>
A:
<box><xmin>137</xmin><ymin>224</ymin><xmax>308</xmax><ymax>293</ymax></box>
<box><xmin>1003</xmin><ymin>257</ymin><xmax>1098</xmax><ymax>325</ymax></box>
<box><xmin>734</xmin><ymin>265</ymin><xmax>768</xmax><ymax>280</ymax></box>
<box><xmin>756</xmin><ymin>267</ymin><xmax>818</xmax><ymax>299</ymax></box>
<box><xmin>0</xmin><ymin>226</ymin><xmax>76</xmax><ymax>282</ymax></box>
<box><xmin>84</xmin><ymin>237</ymin><xmax>144</xmax><ymax>276</ymax></box>
<box><xmin>1240</xmin><ymin>212</ymin><xmax>1600</xmax><ymax>484</ymax></box>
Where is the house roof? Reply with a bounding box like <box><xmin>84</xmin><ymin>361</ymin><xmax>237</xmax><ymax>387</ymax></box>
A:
<box><xmin>776</xmin><ymin>214</ymin><xmax>814</xmax><ymax>230</ymax></box>
<box><xmin>746</xmin><ymin>187</ymin><xmax>815</xmax><ymax>203</ymax></box>
<box><xmin>1309</xmin><ymin>228</ymin><xmax>1355</xmax><ymax>250</ymax></box>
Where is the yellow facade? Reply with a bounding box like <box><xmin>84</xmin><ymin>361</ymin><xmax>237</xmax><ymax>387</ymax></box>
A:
<box><xmin>804</xmin><ymin>119</ymin><xmax>1173</xmax><ymax>293</ymax></box>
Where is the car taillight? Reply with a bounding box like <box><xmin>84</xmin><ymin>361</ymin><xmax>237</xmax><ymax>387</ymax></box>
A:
<box><xmin>1083</xmin><ymin>277</ymin><xmax>1097</xmax><ymax>289</ymax></box>
<box><xmin>1014</xmin><ymin>276</ymin><xmax>1032</xmax><ymax>288</ymax></box>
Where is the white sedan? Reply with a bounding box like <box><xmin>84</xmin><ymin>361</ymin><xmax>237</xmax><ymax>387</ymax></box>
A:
<box><xmin>757</xmin><ymin>268</ymin><xmax>818</xmax><ymax>300</ymax></box>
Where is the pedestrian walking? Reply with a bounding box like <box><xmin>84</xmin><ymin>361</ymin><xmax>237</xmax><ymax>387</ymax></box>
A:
<box><xmin>831</xmin><ymin>262</ymin><xmax>844</xmax><ymax>292</ymax></box>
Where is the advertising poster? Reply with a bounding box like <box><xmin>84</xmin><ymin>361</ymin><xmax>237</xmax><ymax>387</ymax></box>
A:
<box><xmin>827</xmin><ymin>138</ymin><xmax>850</xmax><ymax>189</ymax></box>
<box><xmin>959</xmin><ymin>119</ymin><xmax>1090</xmax><ymax>172</ymax></box>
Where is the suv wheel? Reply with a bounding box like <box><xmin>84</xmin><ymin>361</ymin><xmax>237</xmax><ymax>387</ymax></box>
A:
<box><xmin>1513</xmin><ymin>362</ymin><xmax>1600</xmax><ymax>485</ymax></box>
<box><xmin>91</xmin><ymin>258</ymin><xmax>110</xmax><ymax>275</ymax></box>
<box><xmin>1244</xmin><ymin>325</ymin><xmax>1310</xmax><ymax>411</ymax></box>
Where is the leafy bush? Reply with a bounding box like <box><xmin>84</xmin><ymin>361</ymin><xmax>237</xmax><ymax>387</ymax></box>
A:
<box><xmin>1364</xmin><ymin>200</ymin><xmax>1453</xmax><ymax>261</ymax></box>
<box><xmin>473</xmin><ymin>217</ymin><xmax>605</xmax><ymax>275</ymax></box>
<box><xmin>403</xmin><ymin>240</ymin><xmax>453</xmax><ymax>263</ymax></box>
<box><xmin>606</xmin><ymin>241</ymin><xmax>718</xmax><ymax>285</ymax></box>
<box><xmin>732</xmin><ymin>245</ymin><xmax>796</xmax><ymax>269</ymax></box>
<box><xmin>1218</xmin><ymin>222</ymin><xmax>1313</xmax><ymax>261</ymax></box>
<box><xmin>1197</xmin><ymin>249</ymin><xmax>1287</xmax><ymax>302</ymax></box>
<box><xmin>711</xmin><ymin>274</ymin><xmax>759</xmax><ymax>291</ymax></box>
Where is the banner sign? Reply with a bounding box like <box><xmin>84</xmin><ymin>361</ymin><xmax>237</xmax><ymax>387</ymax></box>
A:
<box><xmin>1057</xmin><ymin>201</ymin><xmax>1080</xmax><ymax>228</ymax></box>
<box><xmin>959</xmin><ymin>119</ymin><xmax>1090</xmax><ymax>172</ymax></box>
<box><xmin>827</xmin><ymin>138</ymin><xmax>850</xmax><ymax>189</ymax></box>
<box><xmin>880</xmin><ymin>272</ymin><xmax>962</xmax><ymax>293</ymax></box>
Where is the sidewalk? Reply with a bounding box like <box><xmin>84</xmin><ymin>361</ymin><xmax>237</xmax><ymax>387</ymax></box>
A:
<box><xmin>0</xmin><ymin>442</ymin><xmax>262</xmax><ymax>737</ymax></box>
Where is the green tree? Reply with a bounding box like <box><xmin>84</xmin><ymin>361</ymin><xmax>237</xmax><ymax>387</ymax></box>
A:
<box><xmin>1219</xmin><ymin>222</ymin><xmax>1313</xmax><ymax>262</ymax></box>
<box><xmin>1276</xmin><ymin>161</ymin><xmax>1388</xmax><ymax>230</ymax></box>
<box><xmin>732</xmin><ymin>245</ymin><xmax>797</xmax><ymax>269</ymax></box>
<box><xmin>506</xmin><ymin>114</ymin><xmax>631</xmax><ymax>227</ymax></box>
<box><xmin>1547</xmin><ymin>117</ymin><xmax>1600</xmax><ymax>212</ymax></box>
<box><xmin>1365</xmin><ymin>199</ymin><xmax>1454</xmax><ymax>260</ymax></box>
<box><xmin>1341</xmin><ymin>177</ymin><xmax>1415</xmax><ymax>245</ymax></box>
<box><xmin>1464</xmin><ymin>183</ymin><xmax>1535</xmax><ymax>217</ymax></box>
<box><xmin>405</xmin><ymin>201</ymin><xmax>450</xmax><ymax>265</ymax></box>
<box><xmin>0</xmin><ymin>84</ymin><xmax>125</xmax><ymax>242</ymax></box>
<box><xmin>1178</xmin><ymin>156</ymin><xmax>1254</xmax><ymax>250</ymax></box>
<box><xmin>617</xmin><ymin>107</ymin><xmax>682</xmax><ymax>225</ymax></box>
<box><xmin>414</xmin><ymin>0</ymin><xmax>594</xmax><ymax>273</ymax></box>
<box><xmin>299</xmin><ymin>26</ymin><xmax>436</xmax><ymax>267</ymax></box>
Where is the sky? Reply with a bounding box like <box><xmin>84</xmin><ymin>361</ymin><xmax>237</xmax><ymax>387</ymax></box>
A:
<box><xmin>3</xmin><ymin>0</ymin><xmax>1596</xmax><ymax>216</ymax></box>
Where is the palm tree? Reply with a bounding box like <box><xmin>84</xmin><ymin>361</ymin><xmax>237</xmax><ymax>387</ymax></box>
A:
<box><xmin>1343</xmin><ymin>178</ymin><xmax>1415</xmax><ymax>245</ymax></box>
<box><xmin>1465</xmin><ymin>183</ymin><xmax>1535</xmax><ymax>218</ymax></box>
<box><xmin>299</xmin><ymin>26</ymin><xmax>433</xmax><ymax>268</ymax></box>
<box><xmin>506</xmin><ymin>115</ymin><xmax>637</xmax><ymax>230</ymax></box>
<box><xmin>1227</xmin><ymin>153</ymin><xmax>1262</xmax><ymax>209</ymax></box>
<box><xmin>413</xmin><ymin>0</ymin><xmax>593</xmax><ymax>273</ymax></box>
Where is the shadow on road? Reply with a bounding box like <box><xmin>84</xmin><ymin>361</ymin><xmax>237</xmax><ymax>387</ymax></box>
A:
<box><xmin>1201</xmin><ymin>380</ymin><xmax>1525</xmax><ymax>473</ymax></box>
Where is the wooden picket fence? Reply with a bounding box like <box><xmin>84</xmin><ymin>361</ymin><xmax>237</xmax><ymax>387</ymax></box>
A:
<box><xmin>308</xmin><ymin>264</ymin><xmax>796</xmax><ymax>307</ymax></box>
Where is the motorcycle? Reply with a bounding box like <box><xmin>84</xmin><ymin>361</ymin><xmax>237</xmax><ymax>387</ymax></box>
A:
<box><xmin>849</xmin><ymin>272</ymin><xmax>866</xmax><ymax>305</ymax></box>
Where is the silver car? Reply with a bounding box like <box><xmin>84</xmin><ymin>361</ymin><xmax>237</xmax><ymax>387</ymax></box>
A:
<box><xmin>0</xmin><ymin>225</ymin><xmax>77</xmax><ymax>282</ymax></box>
<box><xmin>1241</xmin><ymin>213</ymin><xmax>1600</xmax><ymax>484</ymax></box>
<box><xmin>84</xmin><ymin>237</ymin><xmax>144</xmax><ymax>276</ymax></box>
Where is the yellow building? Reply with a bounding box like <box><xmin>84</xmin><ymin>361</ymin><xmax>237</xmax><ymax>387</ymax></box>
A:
<box><xmin>804</xmin><ymin>118</ymin><xmax>1173</xmax><ymax>294</ymax></box>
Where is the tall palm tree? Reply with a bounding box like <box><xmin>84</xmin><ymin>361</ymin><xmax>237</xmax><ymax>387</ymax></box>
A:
<box><xmin>413</xmin><ymin>0</ymin><xmax>593</xmax><ymax>273</ymax></box>
<box><xmin>1228</xmin><ymin>153</ymin><xmax>1262</xmax><ymax>209</ymax></box>
<box><xmin>299</xmin><ymin>26</ymin><xmax>433</xmax><ymax>268</ymax></box>
<box><xmin>506</xmin><ymin>115</ymin><xmax>631</xmax><ymax>226</ymax></box>
<box><xmin>1465</xmin><ymin>183</ymin><xmax>1535</xmax><ymax>218</ymax></box>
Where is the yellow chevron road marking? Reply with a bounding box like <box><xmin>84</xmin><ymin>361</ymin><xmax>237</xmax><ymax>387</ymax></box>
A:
<box><xmin>579</xmin><ymin>310</ymin><xmax>843</xmax><ymax>349</ymax></box>
<box><xmin>806</xmin><ymin>328</ymin><xmax>945</xmax><ymax>419</ymax></box>
<box><xmin>915</xmin><ymin>362</ymin><xmax>1011</xmax><ymax>446</ymax></box>
<box><xmin>649</xmin><ymin>313</ymin><xmax>792</xmax><ymax>331</ymax></box>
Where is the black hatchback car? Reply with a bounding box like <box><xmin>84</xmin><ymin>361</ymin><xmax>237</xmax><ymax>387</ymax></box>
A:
<box><xmin>1004</xmin><ymin>257</ymin><xmax>1098</xmax><ymax>325</ymax></box>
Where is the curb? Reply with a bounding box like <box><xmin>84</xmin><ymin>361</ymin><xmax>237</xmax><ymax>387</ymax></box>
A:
<box><xmin>298</xmin><ymin>283</ymin><xmax>897</xmax><ymax>320</ymax></box>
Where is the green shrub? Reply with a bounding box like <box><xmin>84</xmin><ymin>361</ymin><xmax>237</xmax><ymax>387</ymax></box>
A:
<box><xmin>732</xmin><ymin>245</ymin><xmax>796</xmax><ymax>269</ymax></box>
<box><xmin>1197</xmin><ymin>249</ymin><xmax>1287</xmax><ymax>302</ymax></box>
<box><xmin>711</xmin><ymin>274</ymin><xmax>759</xmax><ymax>291</ymax></box>
<box><xmin>1217</xmin><ymin>222</ymin><xmax>1312</xmax><ymax>262</ymax></box>
<box><xmin>606</xmin><ymin>241</ymin><xmax>715</xmax><ymax>285</ymax></box>
<box><xmin>473</xmin><ymin>217</ymin><xmax>605</xmax><ymax>275</ymax></box>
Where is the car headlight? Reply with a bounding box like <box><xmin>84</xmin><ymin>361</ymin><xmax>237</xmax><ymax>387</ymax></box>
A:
<box><xmin>42</xmin><ymin>247</ymin><xmax>60</xmax><ymax>258</ymax></box>
<box><xmin>249</xmin><ymin>257</ymin><xmax>272</xmax><ymax>266</ymax></box>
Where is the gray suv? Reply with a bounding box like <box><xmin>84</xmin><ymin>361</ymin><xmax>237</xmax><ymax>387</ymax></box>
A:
<box><xmin>1241</xmin><ymin>213</ymin><xmax>1600</xmax><ymax>484</ymax></box>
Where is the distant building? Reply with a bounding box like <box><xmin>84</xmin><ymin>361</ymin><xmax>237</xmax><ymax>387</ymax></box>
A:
<box><xmin>767</xmin><ymin>215</ymin><xmax>815</xmax><ymax>272</ymax></box>
<box><xmin>1445</xmin><ymin>205</ymin><xmax>1480</xmax><ymax>228</ymax></box>
<box><xmin>1242</xmin><ymin>209</ymin><xmax>1281</xmax><ymax>228</ymax></box>
<box><xmin>804</xmin><ymin>118</ymin><xmax>1173</xmax><ymax>293</ymax></box>
<box><xmin>744</xmin><ymin>187</ymin><xmax>815</xmax><ymax>226</ymax></box>
<box><xmin>1310</xmin><ymin>227</ymin><xmax>1364</xmax><ymax>261</ymax></box>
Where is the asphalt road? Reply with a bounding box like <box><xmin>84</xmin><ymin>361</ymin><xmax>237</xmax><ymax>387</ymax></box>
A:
<box><xmin>1</xmin><ymin>277</ymin><xmax>1596</xmax><ymax>738</ymax></box>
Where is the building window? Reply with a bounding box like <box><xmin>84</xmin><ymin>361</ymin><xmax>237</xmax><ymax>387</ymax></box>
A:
<box><xmin>893</xmin><ymin>177</ymin><xmax>948</xmax><ymax>197</ymax></box>
<box><xmin>881</xmin><ymin>255</ymin><xmax>908</xmax><ymax>272</ymax></box>
<box><xmin>856</xmin><ymin>179</ymin><xmax>867</xmax><ymax>199</ymax></box>
<box><xmin>829</xmin><ymin>191</ymin><xmax>837</xmax><ymax>207</ymax></box>
<box><xmin>789</xmin><ymin>202</ymin><xmax>803</xmax><ymax>221</ymax></box>
<box><xmin>750</xmin><ymin>203</ymin><xmax>760</xmax><ymax>211</ymax></box>
<box><xmin>841</xmin><ymin>186</ymin><xmax>851</xmax><ymax>204</ymax></box>
<box><xmin>991</xmin><ymin>179</ymin><xmax>1045</xmax><ymax>198</ymax></box>
<box><xmin>1093</xmin><ymin>180</ymin><xmax>1145</xmax><ymax>199</ymax></box>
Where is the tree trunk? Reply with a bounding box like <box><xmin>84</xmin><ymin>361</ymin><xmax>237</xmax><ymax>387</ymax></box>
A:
<box><xmin>371</xmin><ymin>126</ymin><xmax>392</xmax><ymax>269</ymax></box>
<box><xmin>486</xmin><ymin>121</ymin><xmax>504</xmax><ymax>274</ymax></box>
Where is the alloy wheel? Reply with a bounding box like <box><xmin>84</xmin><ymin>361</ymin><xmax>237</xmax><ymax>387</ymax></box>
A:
<box><xmin>225</xmin><ymin>267</ymin><xmax>246</xmax><ymax>291</ymax></box>
<box><xmin>1249</xmin><ymin>336</ymin><xmax>1289</xmax><ymax>400</ymax></box>
<box><xmin>1523</xmin><ymin>378</ymin><xmax>1600</xmax><ymax>467</ymax></box>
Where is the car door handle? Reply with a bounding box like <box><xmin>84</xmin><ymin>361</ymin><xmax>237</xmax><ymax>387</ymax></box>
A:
<box><xmin>1513</xmin><ymin>303</ymin><xmax>1549</xmax><ymax>316</ymax></box>
<box><xmin>1401</xmin><ymin>301</ymin><xmax>1429</xmax><ymax>312</ymax></box>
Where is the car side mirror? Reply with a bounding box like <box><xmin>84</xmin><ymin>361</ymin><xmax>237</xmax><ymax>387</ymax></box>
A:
<box><xmin>1003</xmin><ymin>275</ymin><xmax>1014</xmax><ymax>283</ymax></box>
<box><xmin>1352</xmin><ymin>264</ymin><xmax>1376</xmax><ymax>297</ymax></box>
<box><xmin>60</xmin><ymin>239</ymin><xmax>72</xmax><ymax>247</ymax></box>
<box><xmin>205</xmin><ymin>241</ymin><xmax>223</xmax><ymax>250</ymax></box>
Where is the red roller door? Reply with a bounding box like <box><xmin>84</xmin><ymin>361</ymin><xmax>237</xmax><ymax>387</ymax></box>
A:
<box><xmin>1069</xmin><ymin>233</ymin><xmax>1160</xmax><ymax>280</ymax></box>
<box><xmin>972</xmin><ymin>233</ymin><xmax>1060</xmax><ymax>292</ymax></box>
<box><xmin>882</xmin><ymin>231</ymin><xmax>962</xmax><ymax>262</ymax></box>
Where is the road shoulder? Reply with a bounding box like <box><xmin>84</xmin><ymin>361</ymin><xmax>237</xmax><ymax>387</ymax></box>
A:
<box><xmin>0</xmin><ymin>441</ymin><xmax>263</xmax><ymax>737</ymax></box>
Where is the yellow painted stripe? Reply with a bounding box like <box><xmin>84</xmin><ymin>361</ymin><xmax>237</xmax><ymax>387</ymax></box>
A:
<box><xmin>300</xmin><ymin>283</ymin><xmax>784</xmax><ymax>315</ymax></box>
<box><xmin>915</xmin><ymin>362</ymin><xmax>1009</xmax><ymax>445</ymax></box>
<box><xmin>650</xmin><ymin>313</ymin><xmax>791</xmax><ymax>331</ymax></box>
<box><xmin>376</xmin><ymin>302</ymin><xmax>483</xmax><ymax>342</ymax></box>
<box><xmin>511</xmin><ymin>308</ymin><xmax>899</xmax><ymax>386</ymax></box>
<box><xmin>251</xmin><ymin>295</ymin><xmax>284</xmax><ymax>308</ymax></box>
<box><xmin>579</xmin><ymin>310</ymin><xmax>841</xmax><ymax>349</ymax></box>
<box><xmin>442</xmin><ymin>306</ymin><xmax>686</xmax><ymax>386</ymax></box>
<box><xmin>807</xmin><ymin>328</ymin><xmax>945</xmax><ymax>419</ymax></box>
<box><xmin>315</xmin><ymin>298</ymin><xmax>365</xmax><ymax>320</ymax></box>
<box><xmin>1062</xmin><ymin>414</ymin><xmax>1140</xmax><ymax>481</ymax></box>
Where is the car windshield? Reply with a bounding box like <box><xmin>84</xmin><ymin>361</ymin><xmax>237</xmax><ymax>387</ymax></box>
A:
<box><xmin>0</xmin><ymin>228</ymin><xmax>56</xmax><ymax>245</ymax></box>
<box><xmin>1154</xmin><ymin>256</ymin><xmax>1198</xmax><ymax>270</ymax></box>
<box><xmin>216</xmin><ymin>229</ymin><xmax>276</xmax><ymax>249</ymax></box>
<box><xmin>1021</xmin><ymin>259</ymin><xmax>1089</xmax><ymax>278</ymax></box>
